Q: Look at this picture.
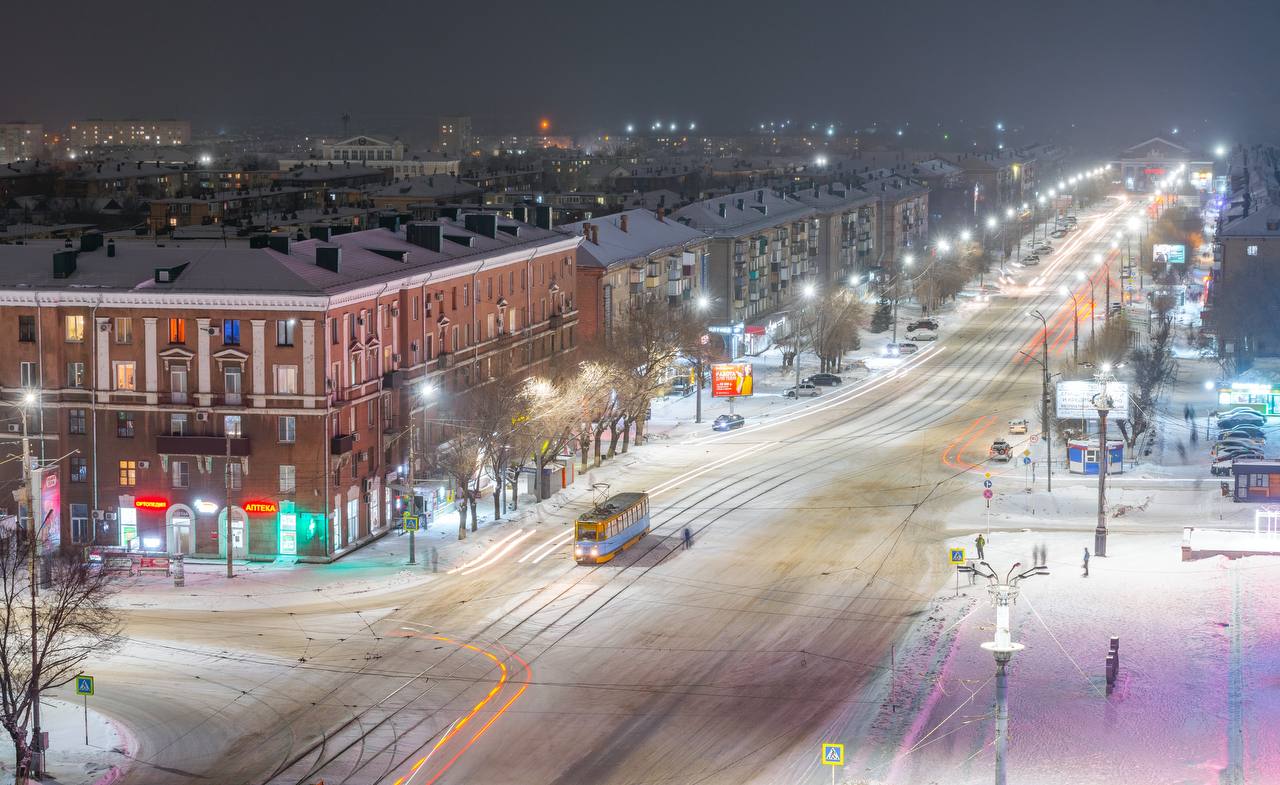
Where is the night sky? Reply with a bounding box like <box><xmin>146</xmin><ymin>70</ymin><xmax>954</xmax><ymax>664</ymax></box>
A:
<box><xmin>10</xmin><ymin>0</ymin><xmax>1280</xmax><ymax>151</ymax></box>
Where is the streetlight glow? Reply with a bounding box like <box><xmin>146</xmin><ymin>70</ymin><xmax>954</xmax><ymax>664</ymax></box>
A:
<box><xmin>986</xmin><ymin>216</ymin><xmax>998</xmax><ymax>229</ymax></box>
<box><xmin>960</xmin><ymin>230</ymin><xmax>972</xmax><ymax>243</ymax></box>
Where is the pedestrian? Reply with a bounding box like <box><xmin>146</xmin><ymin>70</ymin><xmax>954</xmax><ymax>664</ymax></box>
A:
<box><xmin>1082</xmin><ymin>547</ymin><xmax>1090</xmax><ymax>577</ymax></box>
<box><xmin>1183</xmin><ymin>404</ymin><xmax>1191</xmax><ymax>422</ymax></box>
<box><xmin>1177</xmin><ymin>442</ymin><xmax>1187</xmax><ymax>461</ymax></box>
<box><xmin>975</xmin><ymin>533</ymin><xmax>986</xmax><ymax>560</ymax></box>
<box><xmin>682</xmin><ymin>527</ymin><xmax>693</xmax><ymax>550</ymax></box>
<box><xmin>1189</xmin><ymin>406</ymin><xmax>1197</xmax><ymax>421</ymax></box>
<box><xmin>430</xmin><ymin>546</ymin><xmax>438</xmax><ymax>574</ymax></box>
<box><xmin>1040</xmin><ymin>542</ymin><xmax>1049</xmax><ymax>567</ymax></box>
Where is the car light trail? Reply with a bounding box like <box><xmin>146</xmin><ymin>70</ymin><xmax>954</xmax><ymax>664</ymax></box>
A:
<box><xmin>448</xmin><ymin>529</ymin><xmax>530</xmax><ymax>575</ymax></box>
<box><xmin>455</xmin><ymin>529</ymin><xmax>536</xmax><ymax>575</ymax></box>
<box><xmin>517</xmin><ymin>529</ymin><xmax>573</xmax><ymax>564</ymax></box>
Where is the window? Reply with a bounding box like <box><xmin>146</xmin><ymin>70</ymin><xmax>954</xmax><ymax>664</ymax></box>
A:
<box><xmin>170</xmin><ymin>413</ymin><xmax>188</xmax><ymax>435</ymax></box>
<box><xmin>1247</xmin><ymin>245</ymin><xmax>1259</xmax><ymax>256</ymax></box>
<box><xmin>19</xmin><ymin>361</ymin><xmax>38</xmax><ymax>387</ymax></box>
<box><xmin>114</xmin><ymin>317</ymin><xmax>132</xmax><ymax>344</ymax></box>
<box><xmin>274</xmin><ymin>364</ymin><xmax>298</xmax><ymax>394</ymax></box>
<box><xmin>66</xmin><ymin>362</ymin><xmax>85</xmax><ymax>388</ymax></box>
<box><xmin>172</xmin><ymin>460</ymin><xmax>190</xmax><ymax>488</ymax></box>
<box><xmin>226</xmin><ymin>461</ymin><xmax>242</xmax><ymax>490</ymax></box>
<box><xmin>412</xmin><ymin>295</ymin><xmax>419</xmax><ymax>321</ymax></box>
<box><xmin>349</xmin><ymin>355</ymin><xmax>360</xmax><ymax>386</ymax></box>
<box><xmin>224</xmin><ymin>366</ymin><xmax>242</xmax><ymax>402</ymax></box>
<box><xmin>168</xmin><ymin>317</ymin><xmax>185</xmax><ymax>344</ymax></box>
<box><xmin>1251</xmin><ymin>473</ymin><xmax>1269</xmax><ymax>488</ymax></box>
<box><xmin>65</xmin><ymin>315</ymin><xmax>85</xmax><ymax>342</ymax></box>
<box><xmin>70</xmin><ymin>504</ymin><xmax>89</xmax><ymax>543</ymax></box>
<box><xmin>69</xmin><ymin>458</ymin><xmax>88</xmax><ymax>483</ymax></box>
<box><xmin>18</xmin><ymin>315</ymin><xmax>35</xmax><ymax>342</ymax></box>
<box><xmin>276</xmin><ymin>319</ymin><xmax>295</xmax><ymax>346</ymax></box>
<box><xmin>279</xmin><ymin>464</ymin><xmax>296</xmax><ymax>494</ymax></box>
<box><xmin>222</xmin><ymin>319</ymin><xmax>241</xmax><ymax>345</ymax></box>
<box><xmin>224</xmin><ymin>415</ymin><xmax>242</xmax><ymax>438</ymax></box>
<box><xmin>116</xmin><ymin>411</ymin><xmax>135</xmax><ymax>438</ymax></box>
<box><xmin>68</xmin><ymin>408</ymin><xmax>86</xmax><ymax>434</ymax></box>
<box><xmin>330</xmin><ymin>317</ymin><xmax>339</xmax><ymax>345</ymax></box>
<box><xmin>118</xmin><ymin>460</ymin><xmax>137</xmax><ymax>487</ymax></box>
<box><xmin>113</xmin><ymin>361</ymin><xmax>137</xmax><ymax>391</ymax></box>
<box><xmin>278</xmin><ymin>415</ymin><xmax>296</xmax><ymax>443</ymax></box>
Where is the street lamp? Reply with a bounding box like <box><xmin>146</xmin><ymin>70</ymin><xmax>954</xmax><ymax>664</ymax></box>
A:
<box><xmin>892</xmin><ymin>255</ymin><xmax>913</xmax><ymax>343</ymax></box>
<box><xmin>1092</xmin><ymin>364</ymin><xmax>1122</xmax><ymax>558</ymax></box>
<box><xmin>957</xmin><ymin>560</ymin><xmax>1049</xmax><ymax>785</ymax></box>
<box><xmin>795</xmin><ymin>284</ymin><xmax>817</xmax><ymax>394</ymax></box>
<box><xmin>405</xmin><ymin>382</ymin><xmax>438</xmax><ymax>563</ymax></box>
<box><xmin>1027</xmin><ymin>310</ymin><xmax>1053</xmax><ymax>492</ymax></box>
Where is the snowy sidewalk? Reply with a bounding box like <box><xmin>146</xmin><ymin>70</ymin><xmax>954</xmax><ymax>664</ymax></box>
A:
<box><xmin>0</xmin><ymin>699</ymin><xmax>130</xmax><ymax>785</ymax></box>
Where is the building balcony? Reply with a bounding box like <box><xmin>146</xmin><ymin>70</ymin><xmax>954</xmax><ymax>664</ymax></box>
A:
<box><xmin>156</xmin><ymin>435</ymin><xmax>250</xmax><ymax>456</ymax></box>
<box><xmin>331</xmin><ymin>433</ymin><xmax>354</xmax><ymax>455</ymax></box>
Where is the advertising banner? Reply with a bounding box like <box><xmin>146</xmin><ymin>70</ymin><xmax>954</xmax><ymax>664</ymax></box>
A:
<box><xmin>37</xmin><ymin>469</ymin><xmax>61</xmax><ymax>548</ymax></box>
<box><xmin>1056</xmin><ymin>380</ymin><xmax>1130</xmax><ymax>421</ymax></box>
<box><xmin>1153</xmin><ymin>244</ymin><xmax>1186</xmax><ymax>265</ymax></box>
<box><xmin>711</xmin><ymin>363</ymin><xmax>754</xmax><ymax>398</ymax></box>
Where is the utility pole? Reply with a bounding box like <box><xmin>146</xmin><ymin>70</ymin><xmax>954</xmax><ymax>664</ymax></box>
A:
<box><xmin>407</xmin><ymin>403</ymin><xmax>418</xmax><ymax>565</ymax></box>
<box><xmin>1030</xmin><ymin>310</ymin><xmax>1053</xmax><ymax>492</ymax></box>
<box><xmin>694</xmin><ymin>354</ymin><xmax>703</xmax><ymax>424</ymax></box>
<box><xmin>19</xmin><ymin>398</ymin><xmax>45</xmax><ymax>778</ymax></box>
<box><xmin>225</xmin><ymin>429</ymin><xmax>234</xmax><ymax>579</ymax></box>
<box><xmin>958</xmin><ymin>561</ymin><xmax>1048</xmax><ymax>785</ymax></box>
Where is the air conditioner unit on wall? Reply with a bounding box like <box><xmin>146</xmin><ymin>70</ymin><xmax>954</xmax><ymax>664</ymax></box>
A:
<box><xmin>196</xmin><ymin>411</ymin><xmax>210</xmax><ymax>421</ymax></box>
<box><xmin>6</xmin><ymin>424</ymin><xmax>18</xmax><ymax>433</ymax></box>
<box><xmin>138</xmin><ymin>460</ymin><xmax>150</xmax><ymax>469</ymax></box>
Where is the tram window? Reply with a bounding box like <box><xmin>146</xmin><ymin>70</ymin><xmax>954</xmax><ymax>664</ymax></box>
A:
<box><xmin>578</xmin><ymin>526</ymin><xmax>597</xmax><ymax>541</ymax></box>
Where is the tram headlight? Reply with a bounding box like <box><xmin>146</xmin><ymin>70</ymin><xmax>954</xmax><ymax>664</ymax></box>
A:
<box><xmin>590</xmin><ymin>546</ymin><xmax>599</xmax><ymax>556</ymax></box>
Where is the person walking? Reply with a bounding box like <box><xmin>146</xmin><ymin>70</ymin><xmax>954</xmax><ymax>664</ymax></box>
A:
<box><xmin>682</xmin><ymin>527</ymin><xmax>693</xmax><ymax>550</ymax></box>
<box><xmin>975</xmin><ymin>533</ymin><xmax>986</xmax><ymax>560</ymax></box>
<box><xmin>1082</xmin><ymin>547</ymin><xmax>1090</xmax><ymax>577</ymax></box>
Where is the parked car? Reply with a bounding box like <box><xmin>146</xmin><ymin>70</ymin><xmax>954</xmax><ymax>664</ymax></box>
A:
<box><xmin>1211</xmin><ymin>457</ymin><xmax>1235</xmax><ymax>476</ymax></box>
<box><xmin>1008</xmin><ymin>418</ymin><xmax>1029</xmax><ymax>434</ymax></box>
<box><xmin>1022</xmin><ymin>257</ymin><xmax>1040</xmax><ymax>266</ymax></box>
<box><xmin>1050</xmin><ymin>229</ymin><xmax>1068</xmax><ymax>239</ymax></box>
<box><xmin>783</xmin><ymin>382</ymin><xmax>821</xmax><ymax>398</ymax></box>
<box><xmin>906</xmin><ymin>327</ymin><xmax>938</xmax><ymax>341</ymax></box>
<box><xmin>804</xmin><ymin>373</ymin><xmax>843</xmax><ymax>386</ymax></box>
<box><xmin>1216</xmin><ymin>447</ymin><xmax>1264</xmax><ymax>463</ymax></box>
<box><xmin>908</xmin><ymin>318</ymin><xmax>941</xmax><ymax>331</ymax></box>
<box><xmin>1035</xmin><ymin>244</ymin><xmax>1054</xmax><ymax>254</ymax></box>
<box><xmin>1219</xmin><ymin>415</ymin><xmax>1266</xmax><ymax>430</ymax></box>
<box><xmin>896</xmin><ymin>342</ymin><xmax>920</xmax><ymax>355</ymax></box>
<box><xmin>1213</xmin><ymin>441</ymin><xmax>1265</xmax><ymax>458</ymax></box>
<box><xmin>990</xmin><ymin>439</ymin><xmax>1013</xmax><ymax>462</ymax></box>
<box><xmin>1219</xmin><ymin>407</ymin><xmax>1265</xmax><ymax>420</ymax></box>
<box><xmin>712</xmin><ymin>413</ymin><xmax>745</xmax><ymax>432</ymax></box>
<box><xmin>1220</xmin><ymin>427</ymin><xmax>1265</xmax><ymax>441</ymax></box>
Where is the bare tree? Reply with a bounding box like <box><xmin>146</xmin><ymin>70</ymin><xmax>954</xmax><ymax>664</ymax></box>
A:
<box><xmin>431</xmin><ymin>429</ymin><xmax>485</xmax><ymax>538</ymax></box>
<box><xmin>523</xmin><ymin>374</ymin><xmax>582</xmax><ymax>500</ymax></box>
<box><xmin>802</xmin><ymin>291</ymin><xmax>866</xmax><ymax>372</ymax></box>
<box><xmin>468</xmin><ymin>375</ymin><xmax>528</xmax><ymax>521</ymax></box>
<box><xmin>0</xmin><ymin>537</ymin><xmax>121</xmax><ymax>779</ymax></box>
<box><xmin>1119</xmin><ymin>316</ymin><xmax>1175</xmax><ymax>451</ymax></box>
<box><xmin>605</xmin><ymin>301</ymin><xmax>701</xmax><ymax>448</ymax></box>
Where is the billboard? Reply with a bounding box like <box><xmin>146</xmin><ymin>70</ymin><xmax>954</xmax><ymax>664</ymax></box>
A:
<box><xmin>1056</xmin><ymin>380</ymin><xmax>1130</xmax><ymax>421</ymax></box>
<box><xmin>1153</xmin><ymin>244</ymin><xmax>1186</xmax><ymax>265</ymax></box>
<box><xmin>711</xmin><ymin>363</ymin><xmax>754</xmax><ymax>398</ymax></box>
<box><xmin>37</xmin><ymin>469</ymin><xmax>61</xmax><ymax>548</ymax></box>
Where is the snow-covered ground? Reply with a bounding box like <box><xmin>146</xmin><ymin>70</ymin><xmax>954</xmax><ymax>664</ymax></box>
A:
<box><xmin>0</xmin><ymin>699</ymin><xmax>130</xmax><ymax>785</ymax></box>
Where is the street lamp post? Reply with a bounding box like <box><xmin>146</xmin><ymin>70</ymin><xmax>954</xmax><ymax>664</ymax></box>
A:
<box><xmin>957</xmin><ymin>561</ymin><xmax>1049</xmax><ymax>785</ymax></box>
<box><xmin>695</xmin><ymin>296</ymin><xmax>711</xmax><ymax>424</ymax></box>
<box><xmin>11</xmin><ymin>393</ymin><xmax>45</xmax><ymax>777</ymax></box>
<box><xmin>1093</xmin><ymin>365</ymin><xmax>1117</xmax><ymax>558</ymax></box>
<box><xmin>1060</xmin><ymin>285</ymin><xmax>1082</xmax><ymax>365</ymax></box>
<box><xmin>892</xmin><ymin>255</ymin><xmax>914</xmax><ymax>344</ymax></box>
<box><xmin>795</xmin><ymin>284</ymin><xmax>816</xmax><ymax>395</ymax></box>
<box><xmin>1029</xmin><ymin>310</ymin><xmax>1053</xmax><ymax>492</ymax></box>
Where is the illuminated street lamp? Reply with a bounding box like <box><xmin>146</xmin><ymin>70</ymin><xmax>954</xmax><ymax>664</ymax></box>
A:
<box><xmin>1060</xmin><ymin>284</ymin><xmax>1082</xmax><ymax>364</ymax></box>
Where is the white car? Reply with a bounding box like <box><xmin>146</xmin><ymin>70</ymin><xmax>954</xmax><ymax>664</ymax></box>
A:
<box><xmin>783</xmin><ymin>382</ymin><xmax>821</xmax><ymax>398</ymax></box>
<box><xmin>906</xmin><ymin>328</ymin><xmax>938</xmax><ymax>341</ymax></box>
<box><xmin>1008</xmin><ymin>418</ymin><xmax>1029</xmax><ymax>434</ymax></box>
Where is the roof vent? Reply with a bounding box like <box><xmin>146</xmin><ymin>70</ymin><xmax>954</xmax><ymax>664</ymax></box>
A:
<box><xmin>267</xmin><ymin>234</ymin><xmax>290</xmax><ymax>254</ymax></box>
<box><xmin>316</xmin><ymin>245</ymin><xmax>341</xmax><ymax>273</ymax></box>
<box><xmin>154</xmin><ymin>262</ymin><xmax>189</xmax><ymax>284</ymax></box>
<box><xmin>52</xmin><ymin>250</ymin><xmax>78</xmax><ymax>279</ymax></box>
<box><xmin>464</xmin><ymin>213</ymin><xmax>498</xmax><ymax>239</ymax></box>
<box><xmin>406</xmin><ymin>222</ymin><xmax>444</xmax><ymax>253</ymax></box>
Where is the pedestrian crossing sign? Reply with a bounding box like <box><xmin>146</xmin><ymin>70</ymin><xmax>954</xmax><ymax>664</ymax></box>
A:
<box><xmin>403</xmin><ymin>515</ymin><xmax>420</xmax><ymax>531</ymax></box>
<box><xmin>76</xmin><ymin>675</ymin><xmax>94</xmax><ymax>696</ymax></box>
<box><xmin>949</xmin><ymin>548</ymin><xmax>965</xmax><ymax>564</ymax></box>
<box><xmin>821</xmin><ymin>742</ymin><xmax>844</xmax><ymax>766</ymax></box>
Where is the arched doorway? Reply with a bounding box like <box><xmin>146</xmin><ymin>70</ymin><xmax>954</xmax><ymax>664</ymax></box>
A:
<box><xmin>167</xmin><ymin>504</ymin><xmax>194</xmax><ymax>555</ymax></box>
<box><xmin>218</xmin><ymin>507</ymin><xmax>248</xmax><ymax>560</ymax></box>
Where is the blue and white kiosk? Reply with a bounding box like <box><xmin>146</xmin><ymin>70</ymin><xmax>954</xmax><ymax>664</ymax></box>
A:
<box><xmin>1067</xmin><ymin>438</ymin><xmax>1125</xmax><ymax>475</ymax></box>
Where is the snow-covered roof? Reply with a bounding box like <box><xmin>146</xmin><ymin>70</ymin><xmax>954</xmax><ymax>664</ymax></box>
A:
<box><xmin>673</xmin><ymin>188</ymin><xmax>815</xmax><ymax>236</ymax></box>
<box><xmin>1219</xmin><ymin>204</ymin><xmax>1280</xmax><ymax>238</ymax></box>
<box><xmin>370</xmin><ymin>176</ymin><xmax>481</xmax><ymax>200</ymax></box>
<box><xmin>558</xmin><ymin>209</ymin><xmax>708</xmax><ymax>269</ymax></box>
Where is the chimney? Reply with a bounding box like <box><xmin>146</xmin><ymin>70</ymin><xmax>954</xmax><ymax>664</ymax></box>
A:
<box><xmin>267</xmin><ymin>234</ymin><xmax>290</xmax><ymax>254</ymax></box>
<box><xmin>620</xmin><ymin>214</ymin><xmax>629</xmax><ymax>233</ymax></box>
<box><xmin>582</xmin><ymin>222</ymin><xmax>592</xmax><ymax>242</ymax></box>
<box><xmin>657</xmin><ymin>207</ymin><xmax>665</xmax><ymax>222</ymax></box>
<box><xmin>535</xmin><ymin>204</ymin><xmax>553</xmax><ymax>230</ymax></box>
<box><xmin>756</xmin><ymin>189</ymin><xmax>764</xmax><ymax>203</ymax></box>
<box><xmin>591</xmin><ymin>225</ymin><xmax>600</xmax><ymax>244</ymax></box>
<box><xmin>309</xmin><ymin>225</ymin><xmax>333</xmax><ymax>242</ymax></box>
<box><xmin>79</xmin><ymin>231</ymin><xmax>103</xmax><ymax>252</ymax></box>
<box><xmin>406</xmin><ymin>222</ymin><xmax>444</xmax><ymax>252</ymax></box>
<box><xmin>106</xmin><ymin>238</ymin><xmax>116</xmax><ymax>258</ymax></box>
<box><xmin>52</xmin><ymin>250</ymin><xmax>78</xmax><ymax>279</ymax></box>
<box><xmin>736</xmin><ymin>198</ymin><xmax>745</xmax><ymax>210</ymax></box>
<box><xmin>316</xmin><ymin>245</ymin><xmax>342</xmax><ymax>273</ymax></box>
<box><xmin>511</xmin><ymin>205</ymin><xmax>529</xmax><ymax>224</ymax></box>
<box><xmin>464</xmin><ymin>213</ymin><xmax>498</xmax><ymax>238</ymax></box>
<box><xmin>718</xmin><ymin>203</ymin><xmax>727</xmax><ymax>218</ymax></box>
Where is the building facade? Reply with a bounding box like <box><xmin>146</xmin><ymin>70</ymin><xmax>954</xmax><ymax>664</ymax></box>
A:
<box><xmin>63</xmin><ymin>120</ymin><xmax>190</xmax><ymax>152</ymax></box>
<box><xmin>280</xmin><ymin>136</ymin><xmax>459</xmax><ymax>179</ymax></box>
<box><xmin>438</xmin><ymin>116</ymin><xmax>474</xmax><ymax>156</ymax></box>
<box><xmin>0</xmin><ymin>217</ymin><xmax>580</xmax><ymax>562</ymax></box>
<box><xmin>0</xmin><ymin>122</ymin><xmax>43</xmax><ymax>164</ymax></box>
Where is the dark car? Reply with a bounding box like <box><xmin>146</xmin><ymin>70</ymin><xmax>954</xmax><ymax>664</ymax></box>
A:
<box><xmin>804</xmin><ymin>373</ymin><xmax>843</xmax><ymax>386</ymax></box>
<box><xmin>1219</xmin><ymin>416</ymin><xmax>1265</xmax><ymax>431</ymax></box>
<box><xmin>908</xmin><ymin>318</ymin><xmax>940</xmax><ymax>332</ymax></box>
<box><xmin>712</xmin><ymin>413</ymin><xmax>745</xmax><ymax>432</ymax></box>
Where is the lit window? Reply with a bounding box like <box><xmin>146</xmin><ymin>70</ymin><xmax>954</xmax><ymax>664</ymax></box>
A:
<box><xmin>223</xmin><ymin>319</ymin><xmax>241</xmax><ymax>345</ymax></box>
<box><xmin>118</xmin><ymin>460</ymin><xmax>137</xmax><ymax>487</ymax></box>
<box><xmin>1247</xmin><ymin>245</ymin><xmax>1259</xmax><ymax>256</ymax></box>
<box><xmin>168</xmin><ymin>318</ymin><xmax>185</xmax><ymax>344</ymax></box>
<box><xmin>113</xmin><ymin>361</ymin><xmax>137</xmax><ymax>391</ymax></box>
<box><xmin>114</xmin><ymin>317</ymin><xmax>132</xmax><ymax>344</ymax></box>
<box><xmin>65</xmin><ymin>315</ymin><xmax>85</xmax><ymax>342</ymax></box>
<box><xmin>116</xmin><ymin>411</ymin><xmax>135</xmax><ymax>438</ymax></box>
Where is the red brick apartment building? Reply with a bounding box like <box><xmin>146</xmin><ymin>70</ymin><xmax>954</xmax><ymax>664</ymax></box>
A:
<box><xmin>0</xmin><ymin>216</ymin><xmax>580</xmax><ymax>561</ymax></box>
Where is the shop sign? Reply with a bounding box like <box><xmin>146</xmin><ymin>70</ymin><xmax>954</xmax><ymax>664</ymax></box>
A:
<box><xmin>244</xmin><ymin>501</ymin><xmax>278</xmax><ymax>515</ymax></box>
<box><xmin>134</xmin><ymin>497</ymin><xmax>169</xmax><ymax>511</ymax></box>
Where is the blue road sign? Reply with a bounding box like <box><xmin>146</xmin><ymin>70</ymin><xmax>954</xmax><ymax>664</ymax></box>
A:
<box><xmin>821</xmin><ymin>742</ymin><xmax>844</xmax><ymax>766</ymax></box>
<box><xmin>982</xmin><ymin>479</ymin><xmax>993</xmax><ymax>488</ymax></box>
<box><xmin>1023</xmin><ymin>456</ymin><xmax>1032</xmax><ymax>465</ymax></box>
<box><xmin>76</xmin><ymin>676</ymin><xmax>94</xmax><ymax>696</ymax></box>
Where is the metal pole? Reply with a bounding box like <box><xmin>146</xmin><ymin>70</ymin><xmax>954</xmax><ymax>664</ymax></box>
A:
<box><xmin>1072</xmin><ymin>297</ymin><xmax>1079</xmax><ymax>366</ymax></box>
<box><xmin>1041</xmin><ymin>322</ymin><xmax>1053</xmax><ymax>493</ymax></box>
<box><xmin>694</xmin><ymin>357</ymin><xmax>703</xmax><ymax>424</ymax></box>
<box><xmin>1095</xmin><ymin>407</ymin><xmax>1109</xmax><ymax>557</ymax></box>
<box><xmin>994</xmin><ymin>651</ymin><xmax>1012</xmax><ymax>785</ymax></box>
<box><xmin>1090</xmin><ymin>281</ymin><xmax>1096</xmax><ymax>343</ymax></box>
<box><xmin>408</xmin><ymin>396</ymin><xmax>418</xmax><ymax>564</ymax></box>
<box><xmin>225</xmin><ymin>430</ymin><xmax>233</xmax><ymax>579</ymax></box>
<box><xmin>22</xmin><ymin>411</ymin><xmax>44</xmax><ymax>777</ymax></box>
<box><xmin>892</xmin><ymin>275</ymin><xmax>899</xmax><ymax>344</ymax></box>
